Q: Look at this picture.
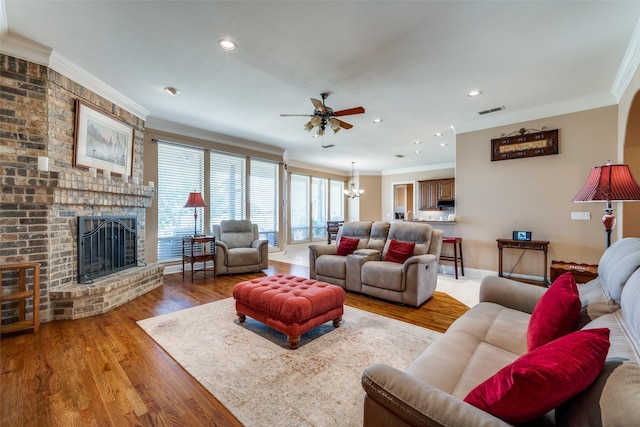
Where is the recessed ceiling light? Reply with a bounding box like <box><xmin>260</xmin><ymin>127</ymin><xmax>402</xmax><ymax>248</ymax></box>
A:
<box><xmin>163</xmin><ymin>86</ymin><xmax>180</xmax><ymax>96</ymax></box>
<box><xmin>218</xmin><ymin>39</ymin><xmax>237</xmax><ymax>51</ymax></box>
<box><xmin>434</xmin><ymin>132</ymin><xmax>444</xmax><ymax>137</ymax></box>
<box><xmin>373</xmin><ymin>118</ymin><xmax>383</xmax><ymax>123</ymax></box>
<box><xmin>467</xmin><ymin>90</ymin><xmax>482</xmax><ymax>97</ymax></box>
<box><xmin>439</xmin><ymin>143</ymin><xmax>447</xmax><ymax>147</ymax></box>
<box><xmin>415</xmin><ymin>150</ymin><xmax>421</xmax><ymax>154</ymax></box>
<box><xmin>414</xmin><ymin>140</ymin><xmax>422</xmax><ymax>145</ymax></box>
<box><xmin>312</xmin><ymin>134</ymin><xmax>320</xmax><ymax>138</ymax></box>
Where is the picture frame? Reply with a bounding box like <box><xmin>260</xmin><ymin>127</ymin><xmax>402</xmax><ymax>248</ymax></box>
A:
<box><xmin>491</xmin><ymin>128</ymin><xmax>558</xmax><ymax>162</ymax></box>
<box><xmin>73</xmin><ymin>99</ymin><xmax>134</xmax><ymax>176</ymax></box>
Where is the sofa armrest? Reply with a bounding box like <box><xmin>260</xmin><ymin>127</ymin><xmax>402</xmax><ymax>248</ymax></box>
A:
<box><xmin>252</xmin><ymin>239</ymin><xmax>269</xmax><ymax>265</ymax></box>
<box><xmin>362</xmin><ymin>364</ymin><xmax>510</xmax><ymax>427</ymax></box>
<box><xmin>479</xmin><ymin>275</ymin><xmax>546</xmax><ymax>314</ymax></box>
<box><xmin>308</xmin><ymin>244</ymin><xmax>338</xmax><ymax>279</ymax></box>
<box><xmin>403</xmin><ymin>254</ymin><xmax>436</xmax><ymax>269</ymax></box>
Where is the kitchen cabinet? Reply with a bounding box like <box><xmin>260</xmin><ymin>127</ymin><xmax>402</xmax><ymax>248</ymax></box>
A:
<box><xmin>418</xmin><ymin>179</ymin><xmax>455</xmax><ymax>210</ymax></box>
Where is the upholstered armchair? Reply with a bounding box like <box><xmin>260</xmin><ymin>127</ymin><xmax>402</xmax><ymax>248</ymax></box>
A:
<box><xmin>360</xmin><ymin>222</ymin><xmax>443</xmax><ymax>307</ymax></box>
<box><xmin>213</xmin><ymin>220</ymin><xmax>268</xmax><ymax>275</ymax></box>
<box><xmin>309</xmin><ymin>221</ymin><xmax>390</xmax><ymax>292</ymax></box>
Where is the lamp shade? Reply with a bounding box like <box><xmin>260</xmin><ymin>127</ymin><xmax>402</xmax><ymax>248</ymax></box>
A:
<box><xmin>184</xmin><ymin>192</ymin><xmax>208</xmax><ymax>208</ymax></box>
<box><xmin>573</xmin><ymin>164</ymin><xmax>640</xmax><ymax>202</ymax></box>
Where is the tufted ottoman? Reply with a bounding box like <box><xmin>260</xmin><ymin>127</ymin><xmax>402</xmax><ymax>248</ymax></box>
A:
<box><xmin>232</xmin><ymin>274</ymin><xmax>346</xmax><ymax>349</ymax></box>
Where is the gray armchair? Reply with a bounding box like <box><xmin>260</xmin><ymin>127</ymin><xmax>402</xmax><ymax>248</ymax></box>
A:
<box><xmin>213</xmin><ymin>220</ymin><xmax>268</xmax><ymax>275</ymax></box>
<box><xmin>360</xmin><ymin>222</ymin><xmax>443</xmax><ymax>307</ymax></box>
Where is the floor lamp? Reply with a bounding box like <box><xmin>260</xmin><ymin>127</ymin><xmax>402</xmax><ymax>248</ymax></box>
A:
<box><xmin>573</xmin><ymin>162</ymin><xmax>640</xmax><ymax>248</ymax></box>
<box><xmin>184</xmin><ymin>191</ymin><xmax>208</xmax><ymax>236</ymax></box>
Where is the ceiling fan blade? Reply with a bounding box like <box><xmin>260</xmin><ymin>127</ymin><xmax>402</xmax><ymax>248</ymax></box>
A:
<box><xmin>310</xmin><ymin>98</ymin><xmax>325</xmax><ymax>112</ymax></box>
<box><xmin>280</xmin><ymin>114</ymin><xmax>314</xmax><ymax>117</ymax></box>
<box><xmin>333</xmin><ymin>106</ymin><xmax>365</xmax><ymax>116</ymax></box>
<box><xmin>328</xmin><ymin>118</ymin><xmax>341</xmax><ymax>133</ymax></box>
<box><xmin>336</xmin><ymin>119</ymin><xmax>353</xmax><ymax>130</ymax></box>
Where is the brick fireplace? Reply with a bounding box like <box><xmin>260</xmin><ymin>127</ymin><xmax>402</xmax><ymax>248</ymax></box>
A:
<box><xmin>0</xmin><ymin>53</ymin><xmax>163</xmax><ymax>326</ymax></box>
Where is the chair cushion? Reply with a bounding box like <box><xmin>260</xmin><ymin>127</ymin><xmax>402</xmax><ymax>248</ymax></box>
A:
<box><xmin>527</xmin><ymin>272</ymin><xmax>581</xmax><ymax>351</ymax></box>
<box><xmin>464</xmin><ymin>328</ymin><xmax>610</xmax><ymax>424</ymax></box>
<box><xmin>228</xmin><ymin>247</ymin><xmax>260</xmax><ymax>266</ymax></box>
<box><xmin>337</xmin><ymin>237</ymin><xmax>359</xmax><ymax>256</ymax></box>
<box><xmin>361</xmin><ymin>262</ymin><xmax>404</xmax><ymax>292</ymax></box>
<box><xmin>384</xmin><ymin>240</ymin><xmax>415</xmax><ymax>264</ymax></box>
<box><xmin>316</xmin><ymin>255</ymin><xmax>347</xmax><ymax>280</ymax></box>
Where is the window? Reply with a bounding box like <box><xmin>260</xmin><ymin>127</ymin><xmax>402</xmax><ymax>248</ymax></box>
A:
<box><xmin>210</xmin><ymin>151</ymin><xmax>246</xmax><ymax>223</ymax></box>
<box><xmin>249</xmin><ymin>159</ymin><xmax>280</xmax><ymax>247</ymax></box>
<box><xmin>290</xmin><ymin>174</ymin><xmax>310</xmax><ymax>241</ymax></box>
<box><xmin>312</xmin><ymin>177</ymin><xmax>328</xmax><ymax>239</ymax></box>
<box><xmin>157</xmin><ymin>142</ymin><xmax>204</xmax><ymax>260</ymax></box>
<box><xmin>330</xmin><ymin>179</ymin><xmax>344</xmax><ymax>221</ymax></box>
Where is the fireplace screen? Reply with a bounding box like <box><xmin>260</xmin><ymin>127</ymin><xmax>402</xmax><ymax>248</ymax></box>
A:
<box><xmin>78</xmin><ymin>216</ymin><xmax>137</xmax><ymax>283</ymax></box>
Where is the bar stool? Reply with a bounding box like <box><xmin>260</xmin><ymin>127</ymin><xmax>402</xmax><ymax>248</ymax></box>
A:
<box><xmin>440</xmin><ymin>237</ymin><xmax>464</xmax><ymax>279</ymax></box>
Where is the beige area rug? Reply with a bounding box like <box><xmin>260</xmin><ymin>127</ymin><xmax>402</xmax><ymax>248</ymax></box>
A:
<box><xmin>137</xmin><ymin>298</ymin><xmax>442</xmax><ymax>426</ymax></box>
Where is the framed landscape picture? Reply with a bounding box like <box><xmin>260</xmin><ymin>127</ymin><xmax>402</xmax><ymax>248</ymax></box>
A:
<box><xmin>74</xmin><ymin>99</ymin><xmax>134</xmax><ymax>176</ymax></box>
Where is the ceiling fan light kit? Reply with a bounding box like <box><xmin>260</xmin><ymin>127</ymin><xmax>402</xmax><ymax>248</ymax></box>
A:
<box><xmin>281</xmin><ymin>93</ymin><xmax>365</xmax><ymax>139</ymax></box>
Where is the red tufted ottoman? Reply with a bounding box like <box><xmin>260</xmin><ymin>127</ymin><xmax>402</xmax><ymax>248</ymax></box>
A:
<box><xmin>232</xmin><ymin>274</ymin><xmax>346</xmax><ymax>349</ymax></box>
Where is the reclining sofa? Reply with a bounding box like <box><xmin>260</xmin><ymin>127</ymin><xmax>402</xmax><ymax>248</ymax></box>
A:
<box><xmin>309</xmin><ymin>221</ymin><xmax>443</xmax><ymax>307</ymax></box>
<box><xmin>361</xmin><ymin>237</ymin><xmax>640</xmax><ymax>426</ymax></box>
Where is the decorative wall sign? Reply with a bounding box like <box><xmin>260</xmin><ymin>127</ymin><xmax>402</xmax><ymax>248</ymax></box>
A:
<box><xmin>74</xmin><ymin>99</ymin><xmax>134</xmax><ymax>176</ymax></box>
<box><xmin>491</xmin><ymin>128</ymin><xmax>558</xmax><ymax>162</ymax></box>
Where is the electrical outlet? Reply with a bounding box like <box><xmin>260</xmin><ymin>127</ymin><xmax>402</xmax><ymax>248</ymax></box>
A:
<box><xmin>571</xmin><ymin>212</ymin><xmax>590</xmax><ymax>220</ymax></box>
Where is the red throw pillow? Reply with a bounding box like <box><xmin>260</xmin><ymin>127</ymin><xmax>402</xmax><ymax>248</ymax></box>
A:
<box><xmin>336</xmin><ymin>237</ymin><xmax>359</xmax><ymax>256</ymax></box>
<box><xmin>527</xmin><ymin>272</ymin><xmax>581</xmax><ymax>351</ymax></box>
<box><xmin>384</xmin><ymin>240</ymin><xmax>416</xmax><ymax>264</ymax></box>
<box><xmin>464</xmin><ymin>328</ymin><xmax>610</xmax><ymax>424</ymax></box>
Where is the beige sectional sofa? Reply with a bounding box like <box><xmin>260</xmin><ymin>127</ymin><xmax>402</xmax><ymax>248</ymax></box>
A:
<box><xmin>309</xmin><ymin>221</ymin><xmax>443</xmax><ymax>307</ymax></box>
<box><xmin>362</xmin><ymin>237</ymin><xmax>640</xmax><ymax>426</ymax></box>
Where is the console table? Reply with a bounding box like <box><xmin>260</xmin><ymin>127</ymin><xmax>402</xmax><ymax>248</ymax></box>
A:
<box><xmin>182</xmin><ymin>235</ymin><xmax>215</xmax><ymax>280</ymax></box>
<box><xmin>497</xmin><ymin>239</ymin><xmax>550</xmax><ymax>286</ymax></box>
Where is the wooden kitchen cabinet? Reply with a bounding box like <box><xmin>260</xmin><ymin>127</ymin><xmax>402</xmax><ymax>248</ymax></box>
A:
<box><xmin>418</xmin><ymin>179</ymin><xmax>455</xmax><ymax>210</ymax></box>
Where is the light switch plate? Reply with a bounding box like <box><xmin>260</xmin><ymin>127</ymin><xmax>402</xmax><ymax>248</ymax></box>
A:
<box><xmin>571</xmin><ymin>212</ymin><xmax>590</xmax><ymax>220</ymax></box>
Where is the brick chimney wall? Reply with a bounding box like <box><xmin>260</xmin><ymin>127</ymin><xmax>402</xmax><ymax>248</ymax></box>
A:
<box><xmin>1</xmin><ymin>54</ymin><xmax>156</xmax><ymax>325</ymax></box>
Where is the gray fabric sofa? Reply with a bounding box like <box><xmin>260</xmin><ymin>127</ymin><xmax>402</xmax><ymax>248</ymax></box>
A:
<box><xmin>213</xmin><ymin>220</ymin><xmax>268</xmax><ymax>275</ymax></box>
<box><xmin>309</xmin><ymin>221</ymin><xmax>443</xmax><ymax>307</ymax></box>
<box><xmin>309</xmin><ymin>221</ymin><xmax>390</xmax><ymax>291</ymax></box>
<box><xmin>362</xmin><ymin>237</ymin><xmax>640</xmax><ymax>426</ymax></box>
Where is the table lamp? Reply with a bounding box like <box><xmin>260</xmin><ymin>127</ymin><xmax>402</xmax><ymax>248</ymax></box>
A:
<box><xmin>184</xmin><ymin>191</ymin><xmax>208</xmax><ymax>236</ymax></box>
<box><xmin>573</xmin><ymin>162</ymin><xmax>640</xmax><ymax>247</ymax></box>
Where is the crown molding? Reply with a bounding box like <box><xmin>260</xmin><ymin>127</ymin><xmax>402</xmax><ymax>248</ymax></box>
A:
<box><xmin>0</xmin><ymin>32</ymin><xmax>52</xmax><ymax>65</ymax></box>
<box><xmin>612</xmin><ymin>17</ymin><xmax>640</xmax><ymax>101</ymax></box>
<box><xmin>381</xmin><ymin>162</ymin><xmax>455</xmax><ymax>176</ymax></box>
<box><xmin>145</xmin><ymin>117</ymin><xmax>284</xmax><ymax>157</ymax></box>
<box><xmin>49</xmin><ymin>51</ymin><xmax>148</xmax><ymax>119</ymax></box>
<box><xmin>452</xmin><ymin>91</ymin><xmax>617</xmax><ymax>135</ymax></box>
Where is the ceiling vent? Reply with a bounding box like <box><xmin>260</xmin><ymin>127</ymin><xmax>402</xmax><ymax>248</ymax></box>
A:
<box><xmin>478</xmin><ymin>106</ymin><xmax>506</xmax><ymax>115</ymax></box>
<box><xmin>395</xmin><ymin>154</ymin><xmax>405</xmax><ymax>158</ymax></box>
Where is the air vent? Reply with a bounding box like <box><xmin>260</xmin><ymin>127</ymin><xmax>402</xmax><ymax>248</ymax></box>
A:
<box><xmin>395</xmin><ymin>154</ymin><xmax>405</xmax><ymax>158</ymax></box>
<box><xmin>478</xmin><ymin>106</ymin><xmax>506</xmax><ymax>115</ymax></box>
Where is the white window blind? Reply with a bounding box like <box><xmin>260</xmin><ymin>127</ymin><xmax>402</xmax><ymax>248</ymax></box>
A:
<box><xmin>210</xmin><ymin>151</ymin><xmax>246</xmax><ymax>225</ymax></box>
<box><xmin>157</xmin><ymin>142</ymin><xmax>205</xmax><ymax>260</ymax></box>
<box><xmin>330</xmin><ymin>179</ymin><xmax>345</xmax><ymax>221</ymax></box>
<box><xmin>312</xmin><ymin>177</ymin><xmax>328</xmax><ymax>239</ymax></box>
<box><xmin>250</xmin><ymin>159</ymin><xmax>279</xmax><ymax>247</ymax></box>
<box><xmin>290</xmin><ymin>173</ymin><xmax>310</xmax><ymax>241</ymax></box>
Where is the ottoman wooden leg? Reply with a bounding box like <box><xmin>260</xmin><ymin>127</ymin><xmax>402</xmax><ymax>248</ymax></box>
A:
<box><xmin>333</xmin><ymin>316</ymin><xmax>342</xmax><ymax>328</ymax></box>
<box><xmin>237</xmin><ymin>313</ymin><xmax>246</xmax><ymax>322</ymax></box>
<box><xmin>287</xmin><ymin>335</ymin><xmax>301</xmax><ymax>349</ymax></box>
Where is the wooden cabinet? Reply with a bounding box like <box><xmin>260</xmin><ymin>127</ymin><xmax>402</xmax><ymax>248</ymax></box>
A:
<box><xmin>550</xmin><ymin>260</ymin><xmax>598</xmax><ymax>284</ymax></box>
<box><xmin>418</xmin><ymin>179</ymin><xmax>455</xmax><ymax>210</ymax></box>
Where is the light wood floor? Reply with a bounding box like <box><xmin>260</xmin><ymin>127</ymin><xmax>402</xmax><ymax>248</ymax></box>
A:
<box><xmin>1</xmin><ymin>261</ymin><xmax>469</xmax><ymax>426</ymax></box>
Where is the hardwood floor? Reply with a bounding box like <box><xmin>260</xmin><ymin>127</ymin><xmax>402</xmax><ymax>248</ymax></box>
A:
<box><xmin>1</xmin><ymin>261</ymin><xmax>469</xmax><ymax>426</ymax></box>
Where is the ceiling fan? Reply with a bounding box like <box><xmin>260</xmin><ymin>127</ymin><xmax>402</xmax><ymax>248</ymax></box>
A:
<box><xmin>280</xmin><ymin>92</ymin><xmax>365</xmax><ymax>136</ymax></box>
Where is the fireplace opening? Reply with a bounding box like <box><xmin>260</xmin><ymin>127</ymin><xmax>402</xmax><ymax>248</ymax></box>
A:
<box><xmin>78</xmin><ymin>216</ymin><xmax>137</xmax><ymax>284</ymax></box>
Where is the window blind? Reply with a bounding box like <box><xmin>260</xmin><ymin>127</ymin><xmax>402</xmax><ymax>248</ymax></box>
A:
<box><xmin>210</xmin><ymin>151</ymin><xmax>246</xmax><ymax>224</ymax></box>
<box><xmin>249</xmin><ymin>159</ymin><xmax>279</xmax><ymax>247</ymax></box>
<box><xmin>157</xmin><ymin>142</ymin><xmax>205</xmax><ymax>260</ymax></box>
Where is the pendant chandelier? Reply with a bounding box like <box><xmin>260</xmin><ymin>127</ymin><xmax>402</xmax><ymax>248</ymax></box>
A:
<box><xmin>344</xmin><ymin>161</ymin><xmax>364</xmax><ymax>199</ymax></box>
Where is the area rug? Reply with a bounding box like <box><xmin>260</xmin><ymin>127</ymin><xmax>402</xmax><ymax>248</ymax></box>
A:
<box><xmin>137</xmin><ymin>298</ymin><xmax>442</xmax><ymax>426</ymax></box>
